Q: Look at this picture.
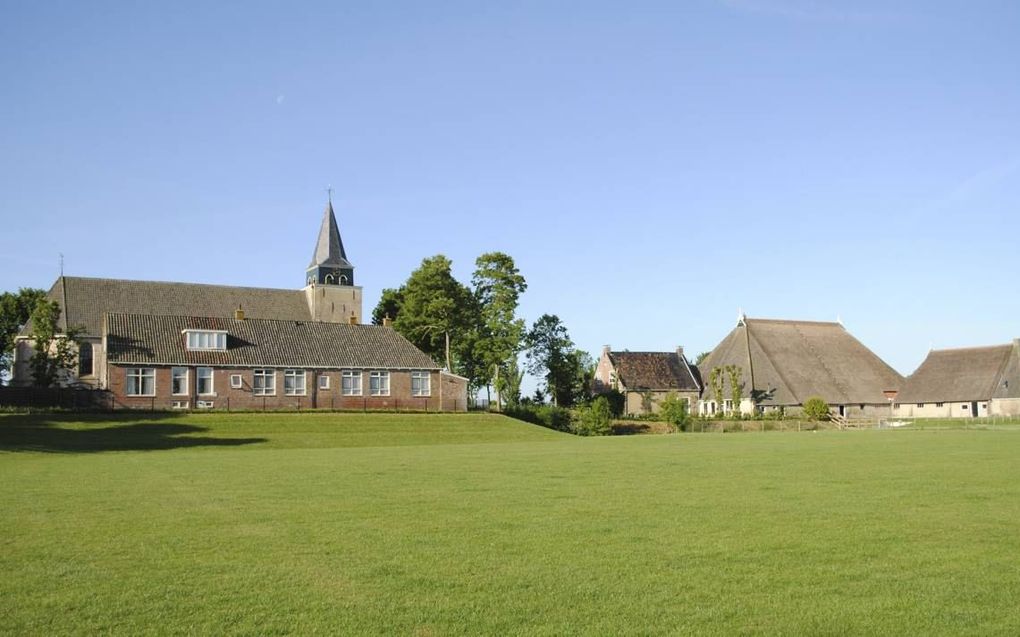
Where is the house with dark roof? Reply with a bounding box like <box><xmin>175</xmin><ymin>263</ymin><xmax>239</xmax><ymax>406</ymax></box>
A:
<box><xmin>697</xmin><ymin>315</ymin><xmax>902</xmax><ymax>418</ymax></box>
<box><xmin>893</xmin><ymin>340</ymin><xmax>1020</xmax><ymax>418</ymax></box>
<box><xmin>593</xmin><ymin>346</ymin><xmax>701</xmax><ymax>416</ymax></box>
<box><xmin>12</xmin><ymin>200</ymin><xmax>468</xmax><ymax>411</ymax></box>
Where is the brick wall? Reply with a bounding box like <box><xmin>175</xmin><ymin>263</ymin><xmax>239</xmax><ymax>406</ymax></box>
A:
<box><xmin>107</xmin><ymin>365</ymin><xmax>467</xmax><ymax>411</ymax></box>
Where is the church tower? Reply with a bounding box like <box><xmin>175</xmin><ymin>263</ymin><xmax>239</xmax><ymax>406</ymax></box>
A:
<box><xmin>303</xmin><ymin>197</ymin><xmax>363</xmax><ymax>323</ymax></box>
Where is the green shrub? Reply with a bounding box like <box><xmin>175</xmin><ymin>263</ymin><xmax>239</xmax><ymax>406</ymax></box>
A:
<box><xmin>572</xmin><ymin>396</ymin><xmax>613</xmax><ymax>436</ymax></box>
<box><xmin>803</xmin><ymin>397</ymin><xmax>830</xmax><ymax>422</ymax></box>
<box><xmin>600</xmin><ymin>389</ymin><xmax>626</xmax><ymax>418</ymax></box>
<box><xmin>504</xmin><ymin>404</ymin><xmax>573</xmax><ymax>432</ymax></box>
<box><xmin>658</xmin><ymin>392</ymin><xmax>692</xmax><ymax>433</ymax></box>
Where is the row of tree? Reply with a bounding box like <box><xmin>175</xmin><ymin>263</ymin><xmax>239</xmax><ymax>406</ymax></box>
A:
<box><xmin>371</xmin><ymin>253</ymin><xmax>592</xmax><ymax>408</ymax></box>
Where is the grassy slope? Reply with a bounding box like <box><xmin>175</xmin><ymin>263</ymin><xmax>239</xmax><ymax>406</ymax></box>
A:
<box><xmin>2</xmin><ymin>414</ymin><xmax>1020</xmax><ymax>635</ymax></box>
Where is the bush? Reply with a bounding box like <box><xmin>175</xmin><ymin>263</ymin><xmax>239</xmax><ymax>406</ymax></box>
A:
<box><xmin>658</xmin><ymin>392</ymin><xmax>692</xmax><ymax>432</ymax></box>
<box><xmin>600</xmin><ymin>389</ymin><xmax>626</xmax><ymax>418</ymax></box>
<box><xmin>572</xmin><ymin>396</ymin><xmax>613</xmax><ymax>436</ymax></box>
<box><xmin>504</xmin><ymin>404</ymin><xmax>573</xmax><ymax>432</ymax></box>
<box><xmin>803</xmin><ymin>396</ymin><xmax>830</xmax><ymax>422</ymax></box>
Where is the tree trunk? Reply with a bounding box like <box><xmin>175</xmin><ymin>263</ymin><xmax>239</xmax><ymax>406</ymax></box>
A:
<box><xmin>444</xmin><ymin>331</ymin><xmax>452</xmax><ymax>371</ymax></box>
<box><xmin>494</xmin><ymin>364</ymin><xmax>501</xmax><ymax>412</ymax></box>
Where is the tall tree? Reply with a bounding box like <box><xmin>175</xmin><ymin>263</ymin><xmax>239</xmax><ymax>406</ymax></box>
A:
<box><xmin>391</xmin><ymin>255</ymin><xmax>475</xmax><ymax>373</ymax></box>
<box><xmin>28</xmin><ymin>300</ymin><xmax>83</xmax><ymax>387</ymax></box>
<box><xmin>371</xmin><ymin>288</ymin><xmax>404</xmax><ymax>325</ymax></box>
<box><xmin>0</xmin><ymin>288</ymin><xmax>46</xmax><ymax>383</ymax></box>
<box><xmin>471</xmin><ymin>252</ymin><xmax>527</xmax><ymax>410</ymax></box>
<box><xmin>525</xmin><ymin>314</ymin><xmax>576</xmax><ymax>407</ymax></box>
<box><xmin>566</xmin><ymin>348</ymin><xmax>596</xmax><ymax>406</ymax></box>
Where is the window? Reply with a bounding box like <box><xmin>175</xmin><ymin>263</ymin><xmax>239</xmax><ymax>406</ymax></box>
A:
<box><xmin>411</xmin><ymin>371</ymin><xmax>430</xmax><ymax>396</ymax></box>
<box><xmin>78</xmin><ymin>342</ymin><xmax>93</xmax><ymax>376</ymax></box>
<box><xmin>183</xmin><ymin>330</ymin><xmax>227</xmax><ymax>351</ymax></box>
<box><xmin>253</xmin><ymin>369</ymin><xmax>275</xmax><ymax>395</ymax></box>
<box><xmin>196</xmin><ymin>400</ymin><xmax>215</xmax><ymax>409</ymax></box>
<box><xmin>284</xmin><ymin>370</ymin><xmax>306</xmax><ymax>396</ymax></box>
<box><xmin>369</xmin><ymin>371</ymin><xmax>390</xmax><ymax>396</ymax></box>
<box><xmin>935</xmin><ymin>402</ymin><xmax>944</xmax><ymax>408</ymax></box>
<box><xmin>172</xmin><ymin>367</ymin><xmax>189</xmax><ymax>395</ymax></box>
<box><xmin>171</xmin><ymin>401</ymin><xmax>188</xmax><ymax>410</ymax></box>
<box><xmin>318</xmin><ymin>375</ymin><xmax>330</xmax><ymax>390</ymax></box>
<box><xmin>981</xmin><ymin>403</ymin><xmax>988</xmax><ymax>410</ymax></box>
<box><xmin>126</xmin><ymin>368</ymin><xmax>155</xmax><ymax>396</ymax></box>
<box><xmin>917</xmin><ymin>403</ymin><xmax>925</xmax><ymax>408</ymax></box>
<box><xmin>230</xmin><ymin>374</ymin><xmax>242</xmax><ymax>389</ymax></box>
<box><xmin>342</xmin><ymin>370</ymin><xmax>362</xmax><ymax>396</ymax></box>
<box><xmin>724</xmin><ymin>399</ymin><xmax>733</xmax><ymax>412</ymax></box>
<box><xmin>197</xmin><ymin>367</ymin><xmax>214</xmax><ymax>395</ymax></box>
<box><xmin>962</xmin><ymin>404</ymin><xmax>969</xmax><ymax>410</ymax></box>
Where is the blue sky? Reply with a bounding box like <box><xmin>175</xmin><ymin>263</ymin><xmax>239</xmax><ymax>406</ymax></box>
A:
<box><xmin>1</xmin><ymin>0</ymin><xmax>1018</xmax><ymax>378</ymax></box>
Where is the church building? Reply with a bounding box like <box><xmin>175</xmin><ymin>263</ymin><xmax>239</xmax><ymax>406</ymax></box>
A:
<box><xmin>12</xmin><ymin>200</ymin><xmax>469</xmax><ymax>411</ymax></box>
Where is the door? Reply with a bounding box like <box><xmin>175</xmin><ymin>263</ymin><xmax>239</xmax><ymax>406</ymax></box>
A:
<box><xmin>970</xmin><ymin>401</ymin><xmax>978</xmax><ymax>418</ymax></box>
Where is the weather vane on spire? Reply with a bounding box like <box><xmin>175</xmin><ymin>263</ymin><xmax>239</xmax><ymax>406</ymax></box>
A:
<box><xmin>326</xmin><ymin>185</ymin><xmax>334</xmax><ymax>204</ymax></box>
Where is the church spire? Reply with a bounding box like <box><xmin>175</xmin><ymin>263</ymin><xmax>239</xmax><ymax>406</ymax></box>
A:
<box><xmin>306</xmin><ymin>198</ymin><xmax>354</xmax><ymax>286</ymax></box>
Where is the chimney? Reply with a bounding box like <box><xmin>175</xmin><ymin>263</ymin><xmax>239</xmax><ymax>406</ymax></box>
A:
<box><xmin>234</xmin><ymin>305</ymin><xmax>245</xmax><ymax>320</ymax></box>
<box><xmin>348</xmin><ymin>312</ymin><xmax>358</xmax><ymax>325</ymax></box>
<box><xmin>602</xmin><ymin>345</ymin><xmax>611</xmax><ymax>357</ymax></box>
<box><xmin>382</xmin><ymin>314</ymin><xmax>393</xmax><ymax>328</ymax></box>
<box><xmin>676</xmin><ymin>346</ymin><xmax>685</xmax><ymax>360</ymax></box>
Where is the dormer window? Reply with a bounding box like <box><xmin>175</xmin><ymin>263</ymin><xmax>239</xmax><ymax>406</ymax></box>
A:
<box><xmin>183</xmin><ymin>329</ymin><xmax>227</xmax><ymax>351</ymax></box>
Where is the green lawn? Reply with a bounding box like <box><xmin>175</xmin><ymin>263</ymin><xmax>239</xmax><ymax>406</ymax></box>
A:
<box><xmin>3</xmin><ymin>413</ymin><xmax>1020</xmax><ymax>635</ymax></box>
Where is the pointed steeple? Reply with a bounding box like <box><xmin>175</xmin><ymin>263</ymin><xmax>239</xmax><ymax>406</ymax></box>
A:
<box><xmin>306</xmin><ymin>198</ymin><xmax>354</xmax><ymax>286</ymax></box>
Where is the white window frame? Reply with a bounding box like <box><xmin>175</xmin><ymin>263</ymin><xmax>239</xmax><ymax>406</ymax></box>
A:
<box><xmin>171</xmin><ymin>367</ymin><xmax>189</xmax><ymax>396</ymax></box>
<box><xmin>342</xmin><ymin>370</ymin><xmax>362</xmax><ymax>396</ymax></box>
<box><xmin>126</xmin><ymin>368</ymin><xmax>156</xmax><ymax>396</ymax></box>
<box><xmin>369</xmin><ymin>370</ymin><xmax>390</xmax><ymax>396</ymax></box>
<box><xmin>197</xmin><ymin>367</ymin><xmax>215</xmax><ymax>396</ymax></box>
<box><xmin>284</xmin><ymin>369</ymin><xmax>306</xmax><ymax>396</ymax></box>
<box><xmin>318</xmin><ymin>374</ymin><xmax>330</xmax><ymax>390</ymax></box>
<box><xmin>183</xmin><ymin>329</ymin><xmax>228</xmax><ymax>352</ymax></box>
<box><xmin>410</xmin><ymin>371</ymin><xmax>431</xmax><ymax>397</ymax></box>
<box><xmin>230</xmin><ymin>374</ymin><xmax>242</xmax><ymax>389</ymax></box>
<box><xmin>253</xmin><ymin>369</ymin><xmax>276</xmax><ymax>396</ymax></box>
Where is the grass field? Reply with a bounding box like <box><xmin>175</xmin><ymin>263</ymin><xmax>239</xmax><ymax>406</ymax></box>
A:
<box><xmin>3</xmin><ymin>412</ymin><xmax>1020</xmax><ymax>635</ymax></box>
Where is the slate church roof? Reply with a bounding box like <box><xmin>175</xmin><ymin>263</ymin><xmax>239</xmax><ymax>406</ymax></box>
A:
<box><xmin>309</xmin><ymin>200</ymin><xmax>353</xmax><ymax>270</ymax></box>
<box><xmin>106</xmin><ymin>313</ymin><xmax>439</xmax><ymax>370</ymax></box>
<box><xmin>895</xmin><ymin>341</ymin><xmax>1020</xmax><ymax>403</ymax></box>
<box><xmin>29</xmin><ymin>276</ymin><xmax>313</xmax><ymax>338</ymax></box>
<box><xmin>698</xmin><ymin>317</ymin><xmax>903</xmax><ymax>405</ymax></box>
<box><xmin>608</xmin><ymin>351</ymin><xmax>701</xmax><ymax>392</ymax></box>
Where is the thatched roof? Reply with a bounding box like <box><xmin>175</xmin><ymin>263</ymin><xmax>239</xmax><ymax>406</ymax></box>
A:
<box><xmin>896</xmin><ymin>341</ymin><xmax>1020</xmax><ymax>403</ymax></box>
<box><xmin>698</xmin><ymin>317</ymin><xmax>903</xmax><ymax>406</ymax></box>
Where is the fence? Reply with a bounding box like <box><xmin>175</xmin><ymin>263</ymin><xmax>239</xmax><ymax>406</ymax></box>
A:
<box><xmin>0</xmin><ymin>387</ymin><xmax>466</xmax><ymax>413</ymax></box>
<box><xmin>0</xmin><ymin>387</ymin><xmax>114</xmax><ymax>410</ymax></box>
<box><xmin>684</xmin><ymin>415</ymin><xmax>1020</xmax><ymax>433</ymax></box>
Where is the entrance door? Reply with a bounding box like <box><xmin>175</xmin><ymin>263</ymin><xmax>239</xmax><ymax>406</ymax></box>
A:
<box><xmin>970</xmin><ymin>401</ymin><xmax>979</xmax><ymax>418</ymax></box>
<box><xmin>838</xmin><ymin>405</ymin><xmax>846</xmax><ymax>418</ymax></box>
